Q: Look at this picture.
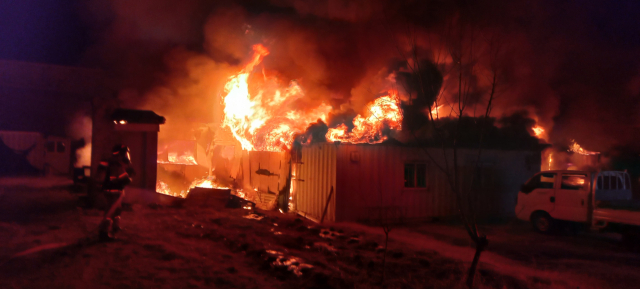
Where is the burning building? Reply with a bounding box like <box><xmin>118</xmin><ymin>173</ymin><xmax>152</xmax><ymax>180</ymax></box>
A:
<box><xmin>138</xmin><ymin>43</ymin><xmax>547</xmax><ymax>223</ymax></box>
<box><xmin>69</xmin><ymin>1</ymin><xmax>639</xmax><ymax>223</ymax></box>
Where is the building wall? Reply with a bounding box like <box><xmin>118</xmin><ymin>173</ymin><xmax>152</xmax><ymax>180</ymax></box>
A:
<box><xmin>295</xmin><ymin>143</ymin><xmax>541</xmax><ymax>223</ymax></box>
<box><xmin>235</xmin><ymin>150</ymin><xmax>290</xmax><ymax>209</ymax></box>
<box><xmin>334</xmin><ymin>144</ymin><xmax>458</xmax><ymax>222</ymax></box>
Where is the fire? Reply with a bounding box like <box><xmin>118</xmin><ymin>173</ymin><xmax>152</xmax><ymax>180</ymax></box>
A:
<box><xmin>326</xmin><ymin>91</ymin><xmax>403</xmax><ymax>144</ymax></box>
<box><xmin>532</xmin><ymin>125</ymin><xmax>545</xmax><ymax>138</ymax></box>
<box><xmin>430</xmin><ymin>104</ymin><xmax>443</xmax><ymax>119</ymax></box>
<box><xmin>169</xmin><ymin>151</ymin><xmax>198</xmax><ymax>165</ymax></box>
<box><xmin>569</xmin><ymin>139</ymin><xmax>599</xmax><ymax>155</ymax></box>
<box><xmin>156</xmin><ymin>181</ymin><xmax>188</xmax><ymax>198</ymax></box>
<box><xmin>158</xmin><ymin>151</ymin><xmax>198</xmax><ymax>165</ymax></box>
<box><xmin>221</xmin><ymin>44</ymin><xmax>332</xmax><ymax>152</ymax></box>
<box><xmin>188</xmin><ymin>176</ymin><xmax>228</xmax><ymax>190</ymax></box>
<box><xmin>156</xmin><ymin>177</ymin><xmax>228</xmax><ymax>199</ymax></box>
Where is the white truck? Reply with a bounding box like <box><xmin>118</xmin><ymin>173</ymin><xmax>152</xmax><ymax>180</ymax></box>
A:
<box><xmin>515</xmin><ymin>170</ymin><xmax>638</xmax><ymax>235</ymax></box>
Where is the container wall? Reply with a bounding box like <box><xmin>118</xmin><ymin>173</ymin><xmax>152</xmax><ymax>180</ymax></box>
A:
<box><xmin>239</xmin><ymin>150</ymin><xmax>288</xmax><ymax>194</ymax></box>
<box><xmin>335</xmin><ymin>144</ymin><xmax>457</xmax><ymax>222</ymax></box>
<box><xmin>333</xmin><ymin>144</ymin><xmax>541</xmax><ymax>222</ymax></box>
<box><xmin>295</xmin><ymin>143</ymin><xmax>337</xmax><ymax>222</ymax></box>
<box><xmin>0</xmin><ymin>130</ymin><xmax>45</xmax><ymax>170</ymax></box>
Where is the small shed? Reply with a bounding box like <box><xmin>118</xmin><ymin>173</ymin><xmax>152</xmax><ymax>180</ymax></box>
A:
<box><xmin>293</xmin><ymin>142</ymin><xmax>541</xmax><ymax>223</ymax></box>
<box><xmin>91</xmin><ymin>109</ymin><xmax>165</xmax><ymax>191</ymax></box>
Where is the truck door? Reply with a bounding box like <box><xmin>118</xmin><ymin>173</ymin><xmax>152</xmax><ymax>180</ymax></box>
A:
<box><xmin>516</xmin><ymin>172</ymin><xmax>557</xmax><ymax>220</ymax></box>
<box><xmin>553</xmin><ymin>173</ymin><xmax>589</xmax><ymax>222</ymax></box>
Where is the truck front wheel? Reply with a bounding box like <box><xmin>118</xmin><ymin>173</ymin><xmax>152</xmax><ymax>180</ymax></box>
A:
<box><xmin>531</xmin><ymin>212</ymin><xmax>554</xmax><ymax>233</ymax></box>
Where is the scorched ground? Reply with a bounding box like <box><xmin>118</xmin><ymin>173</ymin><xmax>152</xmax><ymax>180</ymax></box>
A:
<box><xmin>0</xmin><ymin>177</ymin><xmax>610</xmax><ymax>289</ymax></box>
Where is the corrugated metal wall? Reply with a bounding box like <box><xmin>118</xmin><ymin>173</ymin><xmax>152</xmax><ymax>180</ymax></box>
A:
<box><xmin>239</xmin><ymin>150</ymin><xmax>289</xmax><ymax>194</ymax></box>
<box><xmin>295</xmin><ymin>143</ymin><xmax>337</xmax><ymax>222</ymax></box>
<box><xmin>295</xmin><ymin>143</ymin><xmax>540</xmax><ymax>223</ymax></box>
<box><xmin>335</xmin><ymin>144</ymin><xmax>458</xmax><ymax>222</ymax></box>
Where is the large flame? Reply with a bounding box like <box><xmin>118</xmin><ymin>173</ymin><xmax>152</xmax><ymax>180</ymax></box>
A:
<box><xmin>221</xmin><ymin>44</ymin><xmax>332</xmax><ymax>152</ymax></box>
<box><xmin>326</xmin><ymin>91</ymin><xmax>403</xmax><ymax>144</ymax></box>
<box><xmin>569</xmin><ymin>139</ymin><xmax>599</xmax><ymax>155</ymax></box>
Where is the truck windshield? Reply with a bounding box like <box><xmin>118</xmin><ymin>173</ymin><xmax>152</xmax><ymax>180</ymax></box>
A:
<box><xmin>521</xmin><ymin>173</ymin><xmax>556</xmax><ymax>193</ymax></box>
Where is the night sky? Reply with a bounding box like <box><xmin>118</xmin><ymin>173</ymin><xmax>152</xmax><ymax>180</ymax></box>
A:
<box><xmin>1</xmin><ymin>0</ymin><xmax>639</xmax><ymax>152</ymax></box>
<box><xmin>0</xmin><ymin>0</ymin><xmax>89</xmax><ymax>65</ymax></box>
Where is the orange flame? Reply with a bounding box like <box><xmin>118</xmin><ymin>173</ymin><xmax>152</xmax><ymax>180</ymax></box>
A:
<box><xmin>326</xmin><ymin>91</ymin><xmax>403</xmax><ymax>144</ymax></box>
<box><xmin>569</xmin><ymin>139</ymin><xmax>599</xmax><ymax>155</ymax></box>
<box><xmin>156</xmin><ymin>181</ymin><xmax>188</xmax><ymax>198</ymax></box>
<box><xmin>532</xmin><ymin>125</ymin><xmax>545</xmax><ymax>138</ymax></box>
<box><xmin>430</xmin><ymin>104</ymin><xmax>443</xmax><ymax>119</ymax></box>
<box><xmin>158</xmin><ymin>151</ymin><xmax>198</xmax><ymax>165</ymax></box>
<box><xmin>156</xmin><ymin>177</ymin><xmax>228</xmax><ymax>199</ymax></box>
<box><xmin>188</xmin><ymin>176</ymin><xmax>228</xmax><ymax>190</ymax></box>
<box><xmin>222</xmin><ymin>44</ymin><xmax>332</xmax><ymax>152</ymax></box>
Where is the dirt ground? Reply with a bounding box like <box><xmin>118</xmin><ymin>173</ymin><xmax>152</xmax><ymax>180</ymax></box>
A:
<box><xmin>0</xmin><ymin>177</ymin><xmax>634</xmax><ymax>289</ymax></box>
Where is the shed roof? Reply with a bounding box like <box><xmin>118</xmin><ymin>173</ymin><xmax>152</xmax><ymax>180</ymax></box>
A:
<box><xmin>111</xmin><ymin>109</ymin><xmax>166</xmax><ymax>125</ymax></box>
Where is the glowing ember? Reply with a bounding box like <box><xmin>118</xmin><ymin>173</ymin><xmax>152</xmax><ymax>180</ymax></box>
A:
<box><xmin>569</xmin><ymin>139</ymin><xmax>599</xmax><ymax>155</ymax></box>
<box><xmin>221</xmin><ymin>44</ymin><xmax>332</xmax><ymax>152</ymax></box>
<box><xmin>532</xmin><ymin>125</ymin><xmax>545</xmax><ymax>138</ymax></box>
<box><xmin>326</xmin><ymin>91</ymin><xmax>403</xmax><ymax>144</ymax></box>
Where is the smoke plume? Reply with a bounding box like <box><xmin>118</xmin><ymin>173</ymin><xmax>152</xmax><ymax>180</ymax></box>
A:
<box><xmin>79</xmin><ymin>0</ymin><xmax>640</xmax><ymax>152</ymax></box>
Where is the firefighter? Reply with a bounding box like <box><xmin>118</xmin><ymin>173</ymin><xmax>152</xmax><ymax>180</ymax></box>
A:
<box><xmin>96</xmin><ymin>144</ymin><xmax>135</xmax><ymax>241</ymax></box>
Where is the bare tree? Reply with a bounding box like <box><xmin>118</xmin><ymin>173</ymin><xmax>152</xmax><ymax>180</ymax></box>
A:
<box><xmin>393</xmin><ymin>16</ymin><xmax>503</xmax><ymax>288</ymax></box>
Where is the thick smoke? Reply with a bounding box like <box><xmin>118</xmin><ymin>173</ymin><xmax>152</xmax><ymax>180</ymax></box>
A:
<box><xmin>80</xmin><ymin>0</ymin><xmax>640</xmax><ymax>152</ymax></box>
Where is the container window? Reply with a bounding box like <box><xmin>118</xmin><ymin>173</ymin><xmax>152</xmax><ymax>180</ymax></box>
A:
<box><xmin>56</xmin><ymin>141</ymin><xmax>66</xmax><ymax>153</ymax></box>
<box><xmin>404</xmin><ymin>163</ymin><xmax>428</xmax><ymax>188</ymax></box>
<box><xmin>404</xmin><ymin>164</ymin><xmax>415</xmax><ymax>188</ymax></box>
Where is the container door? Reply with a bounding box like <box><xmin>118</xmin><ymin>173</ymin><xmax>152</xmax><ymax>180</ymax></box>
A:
<box><xmin>554</xmin><ymin>173</ymin><xmax>589</xmax><ymax>222</ymax></box>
